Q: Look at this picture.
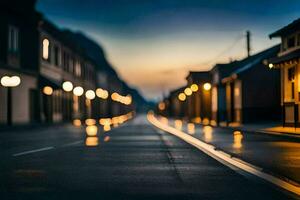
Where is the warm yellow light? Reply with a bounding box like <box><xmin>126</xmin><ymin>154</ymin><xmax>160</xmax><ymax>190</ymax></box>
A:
<box><xmin>184</xmin><ymin>88</ymin><xmax>192</xmax><ymax>96</ymax></box>
<box><xmin>268</xmin><ymin>63</ymin><xmax>274</xmax><ymax>69</ymax></box>
<box><xmin>62</xmin><ymin>81</ymin><xmax>73</xmax><ymax>92</ymax></box>
<box><xmin>174</xmin><ymin>120</ymin><xmax>182</xmax><ymax>130</ymax></box>
<box><xmin>99</xmin><ymin>118</ymin><xmax>112</xmax><ymax>126</ymax></box>
<box><xmin>158</xmin><ymin>102</ymin><xmax>166</xmax><ymax>110</ymax></box>
<box><xmin>43</xmin><ymin>86</ymin><xmax>53</xmax><ymax>96</ymax></box>
<box><xmin>103</xmin><ymin>124</ymin><xmax>111</xmax><ymax>132</ymax></box>
<box><xmin>42</xmin><ymin>38</ymin><xmax>49</xmax><ymax>60</ymax></box>
<box><xmin>73</xmin><ymin>86</ymin><xmax>84</xmax><ymax>96</ymax></box>
<box><xmin>203</xmin><ymin>125</ymin><xmax>213</xmax><ymax>142</ymax></box>
<box><xmin>85</xmin><ymin>137</ymin><xmax>98</xmax><ymax>146</ymax></box>
<box><xmin>111</xmin><ymin>92</ymin><xmax>119</xmax><ymax>101</ymax></box>
<box><xmin>85</xmin><ymin>118</ymin><xmax>96</xmax><ymax>126</ymax></box>
<box><xmin>187</xmin><ymin>123</ymin><xmax>195</xmax><ymax>134</ymax></box>
<box><xmin>86</xmin><ymin>125</ymin><xmax>98</xmax><ymax>136</ymax></box>
<box><xmin>233</xmin><ymin>131</ymin><xmax>243</xmax><ymax>149</ymax></box>
<box><xmin>96</xmin><ymin>88</ymin><xmax>103</xmax><ymax>98</ymax></box>
<box><xmin>178</xmin><ymin>93</ymin><xmax>186</xmax><ymax>101</ymax></box>
<box><xmin>85</xmin><ymin>90</ymin><xmax>95</xmax><ymax>100</ymax></box>
<box><xmin>73</xmin><ymin>119</ymin><xmax>81</xmax><ymax>127</ymax></box>
<box><xmin>104</xmin><ymin>136</ymin><xmax>110</xmax><ymax>142</ymax></box>
<box><xmin>202</xmin><ymin>118</ymin><xmax>210</xmax><ymax>125</ymax></box>
<box><xmin>102</xmin><ymin>90</ymin><xmax>109</xmax><ymax>99</ymax></box>
<box><xmin>190</xmin><ymin>84</ymin><xmax>198</xmax><ymax>92</ymax></box>
<box><xmin>203</xmin><ymin>83</ymin><xmax>211</xmax><ymax>91</ymax></box>
<box><xmin>1</xmin><ymin>76</ymin><xmax>21</xmax><ymax>87</ymax></box>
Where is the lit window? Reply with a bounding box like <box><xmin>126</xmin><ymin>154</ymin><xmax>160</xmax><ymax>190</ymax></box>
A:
<box><xmin>8</xmin><ymin>26</ymin><xmax>19</xmax><ymax>53</ymax></box>
<box><xmin>42</xmin><ymin>38</ymin><xmax>50</xmax><ymax>60</ymax></box>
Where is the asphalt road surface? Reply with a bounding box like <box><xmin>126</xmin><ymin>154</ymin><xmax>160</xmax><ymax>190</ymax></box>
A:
<box><xmin>0</xmin><ymin>115</ymin><xmax>296</xmax><ymax>199</ymax></box>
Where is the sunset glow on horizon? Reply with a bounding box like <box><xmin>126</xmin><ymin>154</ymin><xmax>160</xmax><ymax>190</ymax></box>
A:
<box><xmin>37</xmin><ymin>0</ymin><xmax>299</xmax><ymax>101</ymax></box>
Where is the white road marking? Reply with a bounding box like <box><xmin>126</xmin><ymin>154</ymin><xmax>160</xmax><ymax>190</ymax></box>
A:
<box><xmin>147</xmin><ymin>113</ymin><xmax>300</xmax><ymax>196</ymax></box>
<box><xmin>13</xmin><ymin>146</ymin><xmax>54</xmax><ymax>157</ymax></box>
<box><xmin>61</xmin><ymin>140</ymin><xmax>83</xmax><ymax>147</ymax></box>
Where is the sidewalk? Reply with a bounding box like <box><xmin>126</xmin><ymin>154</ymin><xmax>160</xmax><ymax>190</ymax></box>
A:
<box><xmin>220</xmin><ymin>122</ymin><xmax>300</xmax><ymax>138</ymax></box>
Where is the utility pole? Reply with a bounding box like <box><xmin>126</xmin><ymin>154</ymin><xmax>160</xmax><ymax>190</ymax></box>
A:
<box><xmin>246</xmin><ymin>30</ymin><xmax>251</xmax><ymax>57</ymax></box>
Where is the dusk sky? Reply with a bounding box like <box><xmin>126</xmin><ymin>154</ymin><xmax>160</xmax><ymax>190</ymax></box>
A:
<box><xmin>37</xmin><ymin>0</ymin><xmax>300</xmax><ymax>101</ymax></box>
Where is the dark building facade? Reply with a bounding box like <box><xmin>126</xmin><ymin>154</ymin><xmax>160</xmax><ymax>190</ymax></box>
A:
<box><xmin>222</xmin><ymin>45</ymin><xmax>281</xmax><ymax>125</ymax></box>
<box><xmin>0</xmin><ymin>0</ymin><xmax>40</xmax><ymax>124</ymax></box>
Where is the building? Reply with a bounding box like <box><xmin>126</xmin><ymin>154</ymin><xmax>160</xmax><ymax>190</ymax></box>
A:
<box><xmin>222</xmin><ymin>45</ymin><xmax>281</xmax><ymax>125</ymax></box>
<box><xmin>38</xmin><ymin>19</ymin><xmax>96</xmax><ymax>123</ymax></box>
<box><xmin>167</xmin><ymin>87</ymin><xmax>186</xmax><ymax>119</ymax></box>
<box><xmin>210</xmin><ymin>62</ymin><xmax>240</xmax><ymax>124</ymax></box>
<box><xmin>0</xmin><ymin>0</ymin><xmax>40</xmax><ymax>125</ymax></box>
<box><xmin>268</xmin><ymin>18</ymin><xmax>300</xmax><ymax>127</ymax></box>
<box><xmin>186</xmin><ymin>71</ymin><xmax>211</xmax><ymax>123</ymax></box>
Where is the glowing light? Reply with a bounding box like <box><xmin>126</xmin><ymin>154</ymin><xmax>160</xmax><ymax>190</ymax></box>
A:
<box><xmin>85</xmin><ymin>90</ymin><xmax>95</xmax><ymax>100</ymax></box>
<box><xmin>43</xmin><ymin>86</ymin><xmax>53</xmax><ymax>96</ymax></box>
<box><xmin>1</xmin><ymin>76</ymin><xmax>21</xmax><ymax>87</ymax></box>
<box><xmin>103</xmin><ymin>124</ymin><xmax>111</xmax><ymax>132</ymax></box>
<box><xmin>187</xmin><ymin>123</ymin><xmax>195</xmax><ymax>134</ymax></box>
<box><xmin>96</xmin><ymin>88</ymin><xmax>109</xmax><ymax>99</ymax></box>
<box><xmin>193</xmin><ymin>117</ymin><xmax>201</xmax><ymax>124</ymax></box>
<box><xmin>190</xmin><ymin>84</ymin><xmax>199</xmax><ymax>92</ymax></box>
<box><xmin>202</xmin><ymin>118</ymin><xmax>210</xmax><ymax>125</ymax></box>
<box><xmin>160</xmin><ymin>117</ymin><xmax>168</xmax><ymax>125</ymax></box>
<box><xmin>73</xmin><ymin>119</ymin><xmax>81</xmax><ymax>127</ymax></box>
<box><xmin>233</xmin><ymin>131</ymin><xmax>243</xmax><ymax>149</ymax></box>
<box><xmin>184</xmin><ymin>88</ymin><xmax>192</xmax><ymax>96</ymax></box>
<box><xmin>86</xmin><ymin>125</ymin><xmax>98</xmax><ymax>136</ymax></box>
<box><xmin>111</xmin><ymin>92</ymin><xmax>132</xmax><ymax>105</ymax></box>
<box><xmin>268</xmin><ymin>63</ymin><xmax>274</xmax><ymax>69</ymax></box>
<box><xmin>73</xmin><ymin>86</ymin><xmax>84</xmax><ymax>96</ymax></box>
<box><xmin>85</xmin><ymin>118</ymin><xmax>96</xmax><ymax>126</ymax></box>
<box><xmin>99</xmin><ymin>118</ymin><xmax>112</xmax><ymax>126</ymax></box>
<box><xmin>178</xmin><ymin>93</ymin><xmax>186</xmax><ymax>101</ymax></box>
<box><xmin>104</xmin><ymin>136</ymin><xmax>110</xmax><ymax>142</ymax></box>
<box><xmin>203</xmin><ymin>83</ymin><xmax>211</xmax><ymax>91</ymax></box>
<box><xmin>62</xmin><ymin>81</ymin><xmax>73</xmax><ymax>92</ymax></box>
<box><xmin>85</xmin><ymin>137</ymin><xmax>98</xmax><ymax>146</ymax></box>
<box><xmin>42</xmin><ymin>38</ymin><xmax>49</xmax><ymax>60</ymax></box>
<box><xmin>158</xmin><ymin>102</ymin><xmax>166</xmax><ymax>111</ymax></box>
<box><xmin>174</xmin><ymin>120</ymin><xmax>182</xmax><ymax>130</ymax></box>
<box><xmin>203</xmin><ymin>125</ymin><xmax>213</xmax><ymax>142</ymax></box>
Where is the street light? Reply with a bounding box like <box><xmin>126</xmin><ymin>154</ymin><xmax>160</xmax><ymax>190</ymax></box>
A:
<box><xmin>268</xmin><ymin>63</ymin><xmax>274</xmax><ymax>69</ymax></box>
<box><xmin>62</xmin><ymin>81</ymin><xmax>73</xmax><ymax>92</ymax></box>
<box><xmin>73</xmin><ymin>86</ymin><xmax>84</xmax><ymax>96</ymax></box>
<box><xmin>190</xmin><ymin>84</ymin><xmax>198</xmax><ymax>92</ymax></box>
<box><xmin>178</xmin><ymin>93</ymin><xmax>186</xmax><ymax>101</ymax></box>
<box><xmin>0</xmin><ymin>75</ymin><xmax>21</xmax><ymax>125</ymax></box>
<box><xmin>85</xmin><ymin>90</ymin><xmax>96</xmax><ymax>100</ymax></box>
<box><xmin>184</xmin><ymin>88</ymin><xmax>192</xmax><ymax>96</ymax></box>
<box><xmin>203</xmin><ymin>83</ymin><xmax>211</xmax><ymax>91</ymax></box>
<box><xmin>43</xmin><ymin>86</ymin><xmax>53</xmax><ymax>96</ymax></box>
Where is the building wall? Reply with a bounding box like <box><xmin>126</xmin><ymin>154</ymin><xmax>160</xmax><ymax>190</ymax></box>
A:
<box><xmin>240</xmin><ymin>62</ymin><xmax>281</xmax><ymax>123</ymax></box>
<box><xmin>0</xmin><ymin>69</ymin><xmax>37</xmax><ymax>124</ymax></box>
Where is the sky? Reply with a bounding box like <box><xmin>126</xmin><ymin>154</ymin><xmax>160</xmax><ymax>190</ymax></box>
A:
<box><xmin>37</xmin><ymin>0</ymin><xmax>300</xmax><ymax>101</ymax></box>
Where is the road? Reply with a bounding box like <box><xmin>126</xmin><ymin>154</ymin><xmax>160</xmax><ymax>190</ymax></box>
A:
<box><xmin>0</xmin><ymin>115</ymin><xmax>296</xmax><ymax>199</ymax></box>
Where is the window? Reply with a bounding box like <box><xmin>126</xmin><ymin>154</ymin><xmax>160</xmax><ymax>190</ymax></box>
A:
<box><xmin>42</xmin><ymin>38</ymin><xmax>50</xmax><ymax>60</ymax></box>
<box><xmin>288</xmin><ymin>67</ymin><xmax>295</xmax><ymax>81</ymax></box>
<box><xmin>8</xmin><ymin>26</ymin><xmax>19</xmax><ymax>53</ymax></box>
<box><xmin>287</xmin><ymin>36</ymin><xmax>296</xmax><ymax>48</ymax></box>
<box><xmin>288</xmin><ymin>66</ymin><xmax>296</xmax><ymax>99</ymax></box>
<box><xmin>53</xmin><ymin>45</ymin><xmax>60</xmax><ymax>66</ymax></box>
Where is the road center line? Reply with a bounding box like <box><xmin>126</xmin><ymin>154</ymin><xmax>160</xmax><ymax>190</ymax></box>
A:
<box><xmin>147</xmin><ymin>113</ymin><xmax>300</xmax><ymax>196</ymax></box>
<box><xmin>13</xmin><ymin>146</ymin><xmax>54</xmax><ymax>157</ymax></box>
